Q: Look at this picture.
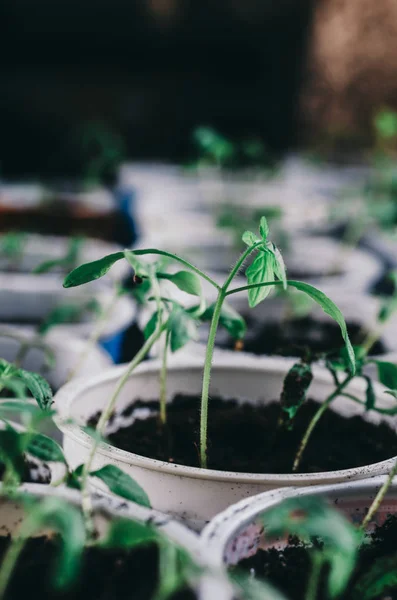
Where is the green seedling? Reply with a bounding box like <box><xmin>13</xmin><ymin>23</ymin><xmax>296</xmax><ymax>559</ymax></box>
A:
<box><xmin>192</xmin><ymin>126</ymin><xmax>277</xmax><ymax>172</ymax></box>
<box><xmin>0</xmin><ymin>487</ymin><xmax>200</xmax><ymax>600</ymax></box>
<box><xmin>0</xmin><ymin>233</ymin><xmax>26</xmax><ymax>271</ymax></box>
<box><xmin>262</xmin><ymin>495</ymin><xmax>360</xmax><ymax>600</ymax></box>
<box><xmin>63</xmin><ymin>215</ymin><xmax>355</xmax><ymax>471</ymax></box>
<box><xmin>33</xmin><ymin>237</ymin><xmax>84</xmax><ymax>274</ymax></box>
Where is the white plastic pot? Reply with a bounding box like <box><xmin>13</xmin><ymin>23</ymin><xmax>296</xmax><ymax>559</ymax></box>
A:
<box><xmin>136</xmin><ymin>213</ymin><xmax>238</xmax><ymax>274</ymax></box>
<box><xmin>0</xmin><ymin>483</ymin><xmax>222</xmax><ymax>600</ymax></box>
<box><xmin>0</xmin><ymin>233</ymin><xmax>129</xmax><ymax>283</ymax></box>
<box><xmin>278</xmin><ymin>234</ymin><xmax>381</xmax><ymax>292</ymax></box>
<box><xmin>200</xmin><ymin>477</ymin><xmax>397</xmax><ymax>569</ymax></box>
<box><xmin>0</xmin><ymin>326</ymin><xmax>112</xmax><ymax>441</ymax></box>
<box><xmin>0</xmin><ymin>325</ymin><xmax>111</xmax><ymax>389</ymax></box>
<box><xmin>0</xmin><ymin>182</ymin><xmax>115</xmax><ymax>215</ymax></box>
<box><xmin>54</xmin><ymin>354</ymin><xmax>397</xmax><ymax>531</ymax></box>
<box><xmin>0</xmin><ymin>280</ymin><xmax>135</xmax><ymax>343</ymax></box>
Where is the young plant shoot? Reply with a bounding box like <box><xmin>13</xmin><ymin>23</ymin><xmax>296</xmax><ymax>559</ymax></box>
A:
<box><xmin>63</xmin><ymin>215</ymin><xmax>355</xmax><ymax>470</ymax></box>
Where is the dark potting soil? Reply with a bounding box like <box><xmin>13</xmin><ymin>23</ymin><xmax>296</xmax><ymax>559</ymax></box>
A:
<box><xmin>89</xmin><ymin>397</ymin><xmax>397</xmax><ymax>474</ymax></box>
<box><xmin>0</xmin><ymin>457</ymin><xmax>51</xmax><ymax>484</ymax></box>
<box><xmin>222</xmin><ymin>316</ymin><xmax>385</xmax><ymax>358</ymax></box>
<box><xmin>235</xmin><ymin>515</ymin><xmax>397</xmax><ymax>600</ymax></box>
<box><xmin>0</xmin><ymin>536</ymin><xmax>195</xmax><ymax>600</ymax></box>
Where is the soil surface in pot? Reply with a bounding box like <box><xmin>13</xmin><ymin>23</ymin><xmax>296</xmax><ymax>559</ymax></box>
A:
<box><xmin>234</xmin><ymin>514</ymin><xmax>397</xmax><ymax>600</ymax></box>
<box><xmin>0</xmin><ymin>537</ymin><xmax>195</xmax><ymax>600</ymax></box>
<box><xmin>89</xmin><ymin>397</ymin><xmax>397</xmax><ymax>473</ymax></box>
<box><xmin>221</xmin><ymin>317</ymin><xmax>386</xmax><ymax>358</ymax></box>
<box><xmin>0</xmin><ymin>458</ymin><xmax>51</xmax><ymax>484</ymax></box>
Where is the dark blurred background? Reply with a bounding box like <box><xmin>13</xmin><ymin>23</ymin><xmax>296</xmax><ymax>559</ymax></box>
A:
<box><xmin>0</xmin><ymin>0</ymin><xmax>314</xmax><ymax>178</ymax></box>
<box><xmin>2</xmin><ymin>0</ymin><xmax>397</xmax><ymax>180</ymax></box>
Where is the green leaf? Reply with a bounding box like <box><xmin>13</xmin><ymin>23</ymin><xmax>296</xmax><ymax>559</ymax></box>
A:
<box><xmin>167</xmin><ymin>305</ymin><xmax>198</xmax><ymax>352</ymax></box>
<box><xmin>130</xmin><ymin>277</ymin><xmax>151</xmax><ymax>305</ymax></box>
<box><xmin>230</xmin><ymin>571</ymin><xmax>289</xmax><ymax>600</ymax></box>
<box><xmin>364</xmin><ymin>375</ymin><xmax>376</xmax><ymax>411</ymax></box>
<box><xmin>270</xmin><ymin>243</ymin><xmax>287</xmax><ymax>289</ymax></box>
<box><xmin>263</xmin><ymin>496</ymin><xmax>360</xmax><ymax>599</ymax></box>
<box><xmin>15</xmin><ymin>370</ymin><xmax>53</xmax><ymax>411</ymax></box>
<box><xmin>245</xmin><ymin>250</ymin><xmax>275</xmax><ymax>307</ymax></box>
<box><xmin>0</xmin><ymin>428</ymin><xmax>26</xmax><ymax>481</ymax></box>
<box><xmin>280</xmin><ymin>361</ymin><xmax>313</xmax><ymax>425</ymax></box>
<box><xmin>63</xmin><ymin>252</ymin><xmax>124</xmax><ymax>288</ymax></box>
<box><xmin>123</xmin><ymin>251</ymin><xmax>149</xmax><ymax>278</ymax></box>
<box><xmin>287</xmin><ymin>281</ymin><xmax>355</xmax><ymax>374</ymax></box>
<box><xmin>25</xmin><ymin>497</ymin><xmax>86</xmax><ymax>589</ymax></box>
<box><xmin>242</xmin><ymin>231</ymin><xmax>260</xmax><ymax>247</ymax></box>
<box><xmin>90</xmin><ymin>465</ymin><xmax>151</xmax><ymax>507</ymax></box>
<box><xmin>24</xmin><ymin>433</ymin><xmax>66</xmax><ymax>463</ymax></box>
<box><xmin>157</xmin><ymin>271</ymin><xmax>201</xmax><ymax>296</ymax></box>
<box><xmin>259</xmin><ymin>216</ymin><xmax>269</xmax><ymax>241</ymax></box>
<box><xmin>144</xmin><ymin>311</ymin><xmax>159</xmax><ymax>340</ymax></box>
<box><xmin>374</xmin><ymin>361</ymin><xmax>397</xmax><ymax>389</ymax></box>
<box><xmin>0</xmin><ymin>401</ymin><xmax>53</xmax><ymax>419</ymax></box>
<box><xmin>351</xmin><ymin>549</ymin><xmax>397</xmax><ymax>600</ymax></box>
<box><xmin>102</xmin><ymin>518</ymin><xmax>159</xmax><ymax>549</ymax></box>
<box><xmin>200</xmin><ymin>302</ymin><xmax>246</xmax><ymax>340</ymax></box>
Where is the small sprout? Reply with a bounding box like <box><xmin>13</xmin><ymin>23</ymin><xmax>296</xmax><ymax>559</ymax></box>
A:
<box><xmin>263</xmin><ymin>496</ymin><xmax>360</xmax><ymax>599</ymax></box>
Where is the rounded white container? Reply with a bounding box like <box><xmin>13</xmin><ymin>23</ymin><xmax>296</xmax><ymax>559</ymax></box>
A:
<box><xmin>201</xmin><ymin>477</ymin><xmax>397</xmax><ymax>569</ymax></box>
<box><xmin>54</xmin><ymin>354</ymin><xmax>397</xmax><ymax>530</ymax></box>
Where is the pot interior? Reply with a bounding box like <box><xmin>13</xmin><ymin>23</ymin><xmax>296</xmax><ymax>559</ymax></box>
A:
<box><xmin>223</xmin><ymin>486</ymin><xmax>397</xmax><ymax>566</ymax></box>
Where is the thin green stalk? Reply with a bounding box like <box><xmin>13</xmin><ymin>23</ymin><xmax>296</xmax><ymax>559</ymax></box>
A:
<box><xmin>225</xmin><ymin>280</ymin><xmax>282</xmax><ymax>296</ymax></box>
<box><xmin>223</xmin><ymin>241</ymin><xmax>263</xmax><ymax>290</ymax></box>
<box><xmin>159</xmin><ymin>329</ymin><xmax>170</xmax><ymax>425</ymax></box>
<box><xmin>200</xmin><ymin>289</ymin><xmax>225</xmax><ymax>468</ymax></box>
<box><xmin>131</xmin><ymin>249</ymin><xmax>221</xmax><ymax>291</ymax></box>
<box><xmin>293</xmin><ymin>373</ymin><xmax>353</xmax><ymax>472</ymax></box>
<box><xmin>361</xmin><ymin>457</ymin><xmax>397</xmax><ymax>530</ymax></box>
<box><xmin>200</xmin><ymin>241</ymin><xmax>262</xmax><ymax>468</ymax></box>
<box><xmin>0</xmin><ymin>515</ymin><xmax>37</xmax><ymax>599</ymax></box>
<box><xmin>305</xmin><ymin>554</ymin><xmax>323</xmax><ymax>600</ymax></box>
<box><xmin>67</xmin><ymin>289</ymin><xmax>119</xmax><ymax>381</ymax></box>
<box><xmin>80</xmin><ymin>322</ymin><xmax>166</xmax><ymax>538</ymax></box>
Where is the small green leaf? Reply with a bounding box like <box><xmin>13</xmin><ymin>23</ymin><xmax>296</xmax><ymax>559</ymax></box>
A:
<box><xmin>90</xmin><ymin>465</ymin><xmax>151</xmax><ymax>507</ymax></box>
<box><xmin>102</xmin><ymin>518</ymin><xmax>159</xmax><ymax>549</ymax></box>
<box><xmin>167</xmin><ymin>305</ymin><xmax>198</xmax><ymax>352</ymax></box>
<box><xmin>230</xmin><ymin>571</ymin><xmax>289</xmax><ymax>600</ymax></box>
<box><xmin>270</xmin><ymin>243</ymin><xmax>287</xmax><ymax>289</ymax></box>
<box><xmin>364</xmin><ymin>375</ymin><xmax>376</xmax><ymax>411</ymax></box>
<box><xmin>374</xmin><ymin>361</ymin><xmax>397</xmax><ymax>389</ymax></box>
<box><xmin>25</xmin><ymin>498</ymin><xmax>86</xmax><ymax>589</ymax></box>
<box><xmin>157</xmin><ymin>271</ymin><xmax>201</xmax><ymax>297</ymax></box>
<box><xmin>144</xmin><ymin>311</ymin><xmax>159</xmax><ymax>340</ymax></box>
<box><xmin>259</xmin><ymin>216</ymin><xmax>269</xmax><ymax>241</ymax></box>
<box><xmin>280</xmin><ymin>361</ymin><xmax>313</xmax><ymax>425</ymax></box>
<box><xmin>15</xmin><ymin>370</ymin><xmax>53</xmax><ymax>411</ymax></box>
<box><xmin>242</xmin><ymin>231</ymin><xmax>259</xmax><ymax>247</ymax></box>
<box><xmin>263</xmin><ymin>496</ymin><xmax>360</xmax><ymax>599</ymax></box>
<box><xmin>63</xmin><ymin>252</ymin><xmax>124</xmax><ymax>288</ymax></box>
<box><xmin>287</xmin><ymin>281</ymin><xmax>355</xmax><ymax>374</ymax></box>
<box><xmin>130</xmin><ymin>278</ymin><xmax>151</xmax><ymax>305</ymax></box>
<box><xmin>352</xmin><ymin>549</ymin><xmax>397</xmax><ymax>600</ymax></box>
<box><xmin>245</xmin><ymin>250</ymin><xmax>275</xmax><ymax>307</ymax></box>
<box><xmin>0</xmin><ymin>428</ymin><xmax>26</xmax><ymax>481</ymax></box>
<box><xmin>24</xmin><ymin>433</ymin><xmax>66</xmax><ymax>463</ymax></box>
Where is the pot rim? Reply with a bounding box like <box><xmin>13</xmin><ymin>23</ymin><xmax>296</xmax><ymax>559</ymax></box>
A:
<box><xmin>4</xmin><ymin>482</ymin><xmax>200</xmax><ymax>555</ymax></box>
<box><xmin>54</xmin><ymin>354</ymin><xmax>396</xmax><ymax>483</ymax></box>
<box><xmin>200</xmin><ymin>476</ymin><xmax>397</xmax><ymax>566</ymax></box>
